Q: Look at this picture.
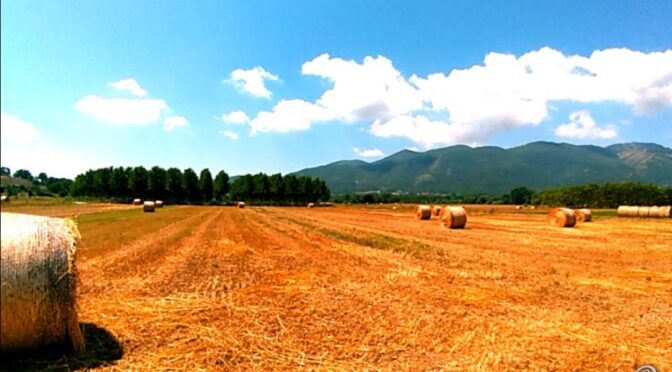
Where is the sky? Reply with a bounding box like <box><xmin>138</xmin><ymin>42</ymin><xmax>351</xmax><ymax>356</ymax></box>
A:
<box><xmin>1</xmin><ymin>1</ymin><xmax>671</xmax><ymax>178</ymax></box>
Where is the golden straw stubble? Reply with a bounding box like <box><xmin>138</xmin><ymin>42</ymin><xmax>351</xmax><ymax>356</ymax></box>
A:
<box><xmin>548</xmin><ymin>208</ymin><xmax>576</xmax><ymax>227</ymax></box>
<box><xmin>440</xmin><ymin>206</ymin><xmax>468</xmax><ymax>229</ymax></box>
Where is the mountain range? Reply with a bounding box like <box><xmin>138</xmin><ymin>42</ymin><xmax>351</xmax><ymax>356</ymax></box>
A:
<box><xmin>293</xmin><ymin>142</ymin><xmax>672</xmax><ymax>195</ymax></box>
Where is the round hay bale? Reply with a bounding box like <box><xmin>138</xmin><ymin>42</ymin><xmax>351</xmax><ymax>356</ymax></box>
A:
<box><xmin>132</xmin><ymin>198</ymin><xmax>142</xmax><ymax>206</ymax></box>
<box><xmin>237</xmin><ymin>202</ymin><xmax>245</xmax><ymax>209</ymax></box>
<box><xmin>0</xmin><ymin>195</ymin><xmax>9</xmax><ymax>203</ymax></box>
<box><xmin>155</xmin><ymin>200</ymin><xmax>164</xmax><ymax>208</ymax></box>
<box><xmin>637</xmin><ymin>206</ymin><xmax>650</xmax><ymax>217</ymax></box>
<box><xmin>440</xmin><ymin>206</ymin><xmax>467</xmax><ymax>229</ymax></box>
<box><xmin>548</xmin><ymin>208</ymin><xmax>576</xmax><ymax>227</ymax></box>
<box><xmin>575</xmin><ymin>208</ymin><xmax>592</xmax><ymax>223</ymax></box>
<box><xmin>415</xmin><ymin>205</ymin><xmax>432</xmax><ymax>220</ymax></box>
<box><xmin>515</xmin><ymin>205</ymin><xmax>522</xmax><ymax>210</ymax></box>
<box><xmin>617</xmin><ymin>206</ymin><xmax>638</xmax><ymax>217</ymax></box>
<box><xmin>658</xmin><ymin>206</ymin><xmax>671</xmax><ymax>218</ymax></box>
<box><xmin>307</xmin><ymin>203</ymin><xmax>315</xmax><ymax>208</ymax></box>
<box><xmin>431</xmin><ymin>205</ymin><xmax>443</xmax><ymax>217</ymax></box>
<box><xmin>143</xmin><ymin>201</ymin><xmax>155</xmax><ymax>213</ymax></box>
<box><xmin>0</xmin><ymin>212</ymin><xmax>84</xmax><ymax>353</ymax></box>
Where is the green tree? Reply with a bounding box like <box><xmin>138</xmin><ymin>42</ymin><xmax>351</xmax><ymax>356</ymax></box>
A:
<box><xmin>213</xmin><ymin>170</ymin><xmax>230</xmax><ymax>202</ymax></box>
<box><xmin>129</xmin><ymin>166</ymin><xmax>149</xmax><ymax>199</ymax></box>
<box><xmin>13</xmin><ymin>169</ymin><xmax>33</xmax><ymax>180</ymax></box>
<box><xmin>37</xmin><ymin>172</ymin><xmax>48</xmax><ymax>184</ymax></box>
<box><xmin>230</xmin><ymin>174</ymin><xmax>254</xmax><ymax>201</ymax></box>
<box><xmin>182</xmin><ymin>168</ymin><xmax>200</xmax><ymax>203</ymax></box>
<box><xmin>510</xmin><ymin>186</ymin><xmax>534</xmax><ymax>205</ymax></box>
<box><xmin>199</xmin><ymin>168</ymin><xmax>214</xmax><ymax>203</ymax></box>
<box><xmin>110</xmin><ymin>167</ymin><xmax>130</xmax><ymax>199</ymax></box>
<box><xmin>269</xmin><ymin>173</ymin><xmax>284</xmax><ymax>202</ymax></box>
<box><xmin>283</xmin><ymin>174</ymin><xmax>299</xmax><ymax>203</ymax></box>
<box><xmin>148</xmin><ymin>166</ymin><xmax>167</xmax><ymax>200</ymax></box>
<box><xmin>93</xmin><ymin>167</ymin><xmax>113</xmax><ymax>197</ymax></box>
<box><xmin>0</xmin><ymin>167</ymin><xmax>10</xmax><ymax>176</ymax></box>
<box><xmin>166</xmin><ymin>167</ymin><xmax>184</xmax><ymax>203</ymax></box>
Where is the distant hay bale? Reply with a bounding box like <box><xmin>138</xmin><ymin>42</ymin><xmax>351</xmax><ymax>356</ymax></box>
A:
<box><xmin>515</xmin><ymin>205</ymin><xmax>523</xmax><ymax>210</ymax></box>
<box><xmin>548</xmin><ymin>208</ymin><xmax>576</xmax><ymax>227</ymax></box>
<box><xmin>0</xmin><ymin>212</ymin><xmax>84</xmax><ymax>353</ymax></box>
<box><xmin>237</xmin><ymin>202</ymin><xmax>245</xmax><ymax>209</ymax></box>
<box><xmin>431</xmin><ymin>205</ymin><xmax>443</xmax><ymax>217</ymax></box>
<box><xmin>307</xmin><ymin>203</ymin><xmax>315</xmax><ymax>208</ymax></box>
<box><xmin>155</xmin><ymin>200</ymin><xmax>164</xmax><ymax>208</ymax></box>
<box><xmin>132</xmin><ymin>198</ymin><xmax>142</xmax><ymax>206</ymax></box>
<box><xmin>637</xmin><ymin>206</ymin><xmax>650</xmax><ymax>217</ymax></box>
<box><xmin>415</xmin><ymin>205</ymin><xmax>432</xmax><ymax>220</ymax></box>
<box><xmin>143</xmin><ymin>201</ymin><xmax>155</xmax><ymax>213</ymax></box>
<box><xmin>658</xmin><ymin>206</ymin><xmax>671</xmax><ymax>218</ymax></box>
<box><xmin>575</xmin><ymin>208</ymin><xmax>592</xmax><ymax>223</ymax></box>
<box><xmin>0</xmin><ymin>195</ymin><xmax>9</xmax><ymax>203</ymax></box>
<box><xmin>440</xmin><ymin>206</ymin><xmax>467</xmax><ymax>229</ymax></box>
<box><xmin>617</xmin><ymin>206</ymin><xmax>638</xmax><ymax>217</ymax></box>
<box><xmin>530</xmin><ymin>206</ymin><xmax>536</xmax><ymax>209</ymax></box>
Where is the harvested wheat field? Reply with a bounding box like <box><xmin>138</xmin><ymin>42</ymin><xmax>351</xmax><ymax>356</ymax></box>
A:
<box><xmin>1</xmin><ymin>204</ymin><xmax>671</xmax><ymax>370</ymax></box>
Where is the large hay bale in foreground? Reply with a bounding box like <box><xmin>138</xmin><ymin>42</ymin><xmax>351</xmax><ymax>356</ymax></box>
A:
<box><xmin>431</xmin><ymin>205</ymin><xmax>443</xmax><ymax>217</ymax></box>
<box><xmin>143</xmin><ymin>201</ymin><xmax>155</xmax><ymax>213</ymax></box>
<box><xmin>440</xmin><ymin>206</ymin><xmax>467</xmax><ymax>229</ymax></box>
<box><xmin>575</xmin><ymin>208</ymin><xmax>592</xmax><ymax>223</ymax></box>
<box><xmin>132</xmin><ymin>198</ymin><xmax>142</xmax><ymax>206</ymax></box>
<box><xmin>415</xmin><ymin>205</ymin><xmax>432</xmax><ymax>220</ymax></box>
<box><xmin>0</xmin><ymin>213</ymin><xmax>84</xmax><ymax>353</ymax></box>
<box><xmin>548</xmin><ymin>208</ymin><xmax>576</xmax><ymax>227</ymax></box>
<box><xmin>155</xmin><ymin>200</ymin><xmax>164</xmax><ymax>208</ymax></box>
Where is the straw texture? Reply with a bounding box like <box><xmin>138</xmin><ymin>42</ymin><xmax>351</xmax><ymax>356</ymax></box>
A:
<box><xmin>548</xmin><ymin>208</ymin><xmax>576</xmax><ymax>227</ymax></box>
<box><xmin>440</xmin><ymin>206</ymin><xmax>468</xmax><ymax>229</ymax></box>
<box><xmin>575</xmin><ymin>208</ymin><xmax>592</xmax><ymax>223</ymax></box>
<box><xmin>415</xmin><ymin>205</ymin><xmax>432</xmax><ymax>220</ymax></box>
<box><xmin>0</xmin><ymin>212</ymin><xmax>83</xmax><ymax>354</ymax></box>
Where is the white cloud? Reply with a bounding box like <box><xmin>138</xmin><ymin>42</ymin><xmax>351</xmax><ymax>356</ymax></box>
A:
<box><xmin>221</xmin><ymin>130</ymin><xmax>239</xmax><ymax>140</ymax></box>
<box><xmin>554</xmin><ymin>111</ymin><xmax>617</xmax><ymax>139</ymax></box>
<box><xmin>1</xmin><ymin>112</ymin><xmax>40</xmax><ymax>143</ymax></box>
<box><xmin>406</xmin><ymin>146</ymin><xmax>420</xmax><ymax>152</ymax></box>
<box><xmin>353</xmin><ymin>147</ymin><xmax>384</xmax><ymax>157</ymax></box>
<box><xmin>75</xmin><ymin>95</ymin><xmax>168</xmax><ymax>125</ymax></box>
<box><xmin>226</xmin><ymin>67</ymin><xmax>279</xmax><ymax>99</ymax></box>
<box><xmin>221</xmin><ymin>111</ymin><xmax>250</xmax><ymax>124</ymax></box>
<box><xmin>108</xmin><ymin>78</ymin><xmax>147</xmax><ymax>97</ymax></box>
<box><xmin>249</xmin><ymin>99</ymin><xmax>331</xmax><ymax>134</ymax></box>
<box><xmin>231</xmin><ymin>47</ymin><xmax>671</xmax><ymax>148</ymax></box>
<box><xmin>163</xmin><ymin>116</ymin><xmax>189</xmax><ymax>131</ymax></box>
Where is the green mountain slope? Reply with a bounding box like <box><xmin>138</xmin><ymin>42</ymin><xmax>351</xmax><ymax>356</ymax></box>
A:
<box><xmin>294</xmin><ymin>142</ymin><xmax>672</xmax><ymax>194</ymax></box>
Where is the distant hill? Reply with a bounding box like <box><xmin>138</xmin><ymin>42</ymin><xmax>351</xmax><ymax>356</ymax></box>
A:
<box><xmin>294</xmin><ymin>142</ymin><xmax>672</xmax><ymax>195</ymax></box>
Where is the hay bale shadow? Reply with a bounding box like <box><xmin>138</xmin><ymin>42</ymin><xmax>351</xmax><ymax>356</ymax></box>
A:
<box><xmin>0</xmin><ymin>323</ymin><xmax>123</xmax><ymax>371</ymax></box>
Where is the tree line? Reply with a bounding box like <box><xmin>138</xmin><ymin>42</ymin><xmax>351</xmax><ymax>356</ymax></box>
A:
<box><xmin>331</xmin><ymin>182</ymin><xmax>672</xmax><ymax>208</ymax></box>
<box><xmin>67</xmin><ymin>166</ymin><xmax>330</xmax><ymax>205</ymax></box>
<box><xmin>532</xmin><ymin>182</ymin><xmax>672</xmax><ymax>208</ymax></box>
<box><xmin>1</xmin><ymin>167</ymin><xmax>73</xmax><ymax>197</ymax></box>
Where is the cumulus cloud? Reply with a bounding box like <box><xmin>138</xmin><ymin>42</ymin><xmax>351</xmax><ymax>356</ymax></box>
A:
<box><xmin>76</xmin><ymin>95</ymin><xmax>169</xmax><ymax>125</ymax></box>
<box><xmin>163</xmin><ymin>116</ymin><xmax>189</xmax><ymax>131</ymax></box>
<box><xmin>226</xmin><ymin>67</ymin><xmax>279</xmax><ymax>99</ymax></box>
<box><xmin>221</xmin><ymin>130</ymin><xmax>239</xmax><ymax>140</ymax></box>
<box><xmin>232</xmin><ymin>47</ymin><xmax>671</xmax><ymax>148</ymax></box>
<box><xmin>108</xmin><ymin>78</ymin><xmax>147</xmax><ymax>97</ymax></box>
<box><xmin>249</xmin><ymin>99</ymin><xmax>331</xmax><ymax>134</ymax></box>
<box><xmin>1</xmin><ymin>112</ymin><xmax>40</xmax><ymax>143</ymax></box>
<box><xmin>221</xmin><ymin>111</ymin><xmax>250</xmax><ymax>124</ymax></box>
<box><xmin>353</xmin><ymin>147</ymin><xmax>384</xmax><ymax>157</ymax></box>
<box><xmin>554</xmin><ymin>111</ymin><xmax>617</xmax><ymax>139</ymax></box>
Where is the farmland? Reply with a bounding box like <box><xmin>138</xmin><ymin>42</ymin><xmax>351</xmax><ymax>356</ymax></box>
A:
<box><xmin>1</xmin><ymin>203</ymin><xmax>671</xmax><ymax>370</ymax></box>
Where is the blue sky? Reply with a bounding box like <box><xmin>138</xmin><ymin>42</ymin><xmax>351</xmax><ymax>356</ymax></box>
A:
<box><xmin>1</xmin><ymin>1</ymin><xmax>671</xmax><ymax>178</ymax></box>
